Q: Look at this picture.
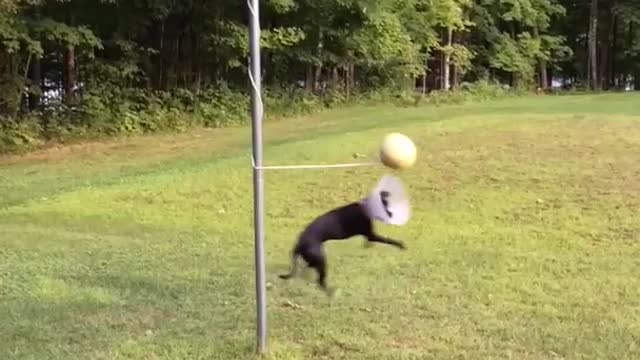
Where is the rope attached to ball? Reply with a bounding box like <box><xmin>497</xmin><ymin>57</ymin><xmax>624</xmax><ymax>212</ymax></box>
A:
<box><xmin>251</xmin><ymin>156</ymin><xmax>378</xmax><ymax>171</ymax></box>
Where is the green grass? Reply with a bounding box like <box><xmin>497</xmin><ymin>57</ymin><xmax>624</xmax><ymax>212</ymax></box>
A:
<box><xmin>1</xmin><ymin>93</ymin><xmax>640</xmax><ymax>359</ymax></box>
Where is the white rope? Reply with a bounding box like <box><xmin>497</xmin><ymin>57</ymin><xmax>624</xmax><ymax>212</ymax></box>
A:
<box><xmin>247</xmin><ymin>60</ymin><xmax>264</xmax><ymax>135</ymax></box>
<box><xmin>251</xmin><ymin>155</ymin><xmax>378</xmax><ymax>170</ymax></box>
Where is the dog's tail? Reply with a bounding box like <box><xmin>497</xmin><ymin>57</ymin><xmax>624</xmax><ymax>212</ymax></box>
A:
<box><xmin>279</xmin><ymin>251</ymin><xmax>300</xmax><ymax>280</ymax></box>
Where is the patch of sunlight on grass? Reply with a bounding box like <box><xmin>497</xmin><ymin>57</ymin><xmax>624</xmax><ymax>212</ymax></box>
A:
<box><xmin>30</xmin><ymin>275</ymin><xmax>122</xmax><ymax>306</ymax></box>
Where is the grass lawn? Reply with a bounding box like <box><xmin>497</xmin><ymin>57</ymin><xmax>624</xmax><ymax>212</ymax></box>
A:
<box><xmin>1</xmin><ymin>93</ymin><xmax>639</xmax><ymax>359</ymax></box>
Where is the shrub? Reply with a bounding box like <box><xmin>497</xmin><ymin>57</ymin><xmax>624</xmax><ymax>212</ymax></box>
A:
<box><xmin>0</xmin><ymin>116</ymin><xmax>43</xmax><ymax>153</ymax></box>
<box><xmin>0</xmin><ymin>80</ymin><xmax>519</xmax><ymax>154</ymax></box>
<box><xmin>423</xmin><ymin>79</ymin><xmax>520</xmax><ymax>106</ymax></box>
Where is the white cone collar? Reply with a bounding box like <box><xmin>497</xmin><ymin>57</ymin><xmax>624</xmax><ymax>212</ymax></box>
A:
<box><xmin>360</xmin><ymin>174</ymin><xmax>411</xmax><ymax>226</ymax></box>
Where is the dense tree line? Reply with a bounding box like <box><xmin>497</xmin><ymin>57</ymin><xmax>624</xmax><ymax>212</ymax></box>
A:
<box><xmin>1</xmin><ymin>0</ymin><xmax>639</xmax><ymax>150</ymax></box>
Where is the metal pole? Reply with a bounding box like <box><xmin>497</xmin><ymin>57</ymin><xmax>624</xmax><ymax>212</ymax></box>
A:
<box><xmin>248</xmin><ymin>0</ymin><xmax>267</xmax><ymax>353</ymax></box>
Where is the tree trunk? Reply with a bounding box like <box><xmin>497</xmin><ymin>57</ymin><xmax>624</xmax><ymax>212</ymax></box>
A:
<box><xmin>442</xmin><ymin>27</ymin><xmax>452</xmax><ymax>90</ymax></box>
<box><xmin>452</xmin><ymin>64</ymin><xmax>459</xmax><ymax>89</ymax></box>
<box><xmin>314</xmin><ymin>65</ymin><xmax>323</xmax><ymax>93</ymax></box>
<box><xmin>588</xmin><ymin>0</ymin><xmax>599</xmax><ymax>90</ymax></box>
<box><xmin>539</xmin><ymin>63</ymin><xmax>548</xmax><ymax>90</ymax></box>
<box><xmin>626</xmin><ymin>22</ymin><xmax>634</xmax><ymax>89</ymax></box>
<box><xmin>144</xmin><ymin>22</ymin><xmax>156</xmax><ymax>89</ymax></box>
<box><xmin>313</xmin><ymin>28</ymin><xmax>324</xmax><ymax>93</ymax></box>
<box><xmin>533</xmin><ymin>26</ymin><xmax>548</xmax><ymax>90</ymax></box>
<box><xmin>305</xmin><ymin>64</ymin><xmax>314</xmax><ymax>91</ymax></box>
<box><xmin>192</xmin><ymin>33</ymin><xmax>201</xmax><ymax>93</ymax></box>
<box><xmin>158</xmin><ymin>20</ymin><xmax>166</xmax><ymax>89</ymax></box>
<box><xmin>28</xmin><ymin>56</ymin><xmax>41</xmax><ymax>111</ymax></box>
<box><xmin>345</xmin><ymin>65</ymin><xmax>350</xmax><ymax>99</ymax></box>
<box><xmin>28</xmin><ymin>9</ymin><xmax>42</xmax><ymax>111</ymax></box>
<box><xmin>183</xmin><ymin>28</ymin><xmax>192</xmax><ymax>88</ymax></box>
<box><xmin>349</xmin><ymin>63</ymin><xmax>355</xmax><ymax>91</ymax></box>
<box><xmin>600</xmin><ymin>44</ymin><xmax>608</xmax><ymax>90</ymax></box>
<box><xmin>63</xmin><ymin>45</ymin><xmax>77</xmax><ymax>105</ymax></box>
<box><xmin>169</xmin><ymin>35</ymin><xmax>180</xmax><ymax>90</ymax></box>
<box><xmin>331</xmin><ymin>67</ymin><xmax>339</xmax><ymax>88</ymax></box>
<box><xmin>600</xmin><ymin>2</ymin><xmax>614</xmax><ymax>90</ymax></box>
<box><xmin>609</xmin><ymin>13</ymin><xmax>617</xmax><ymax>88</ymax></box>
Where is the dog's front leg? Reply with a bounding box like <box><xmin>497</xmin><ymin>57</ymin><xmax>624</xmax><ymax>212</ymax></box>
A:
<box><xmin>366</xmin><ymin>233</ymin><xmax>406</xmax><ymax>249</ymax></box>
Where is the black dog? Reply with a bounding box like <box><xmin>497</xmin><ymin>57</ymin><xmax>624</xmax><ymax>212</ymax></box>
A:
<box><xmin>279</xmin><ymin>192</ymin><xmax>406</xmax><ymax>294</ymax></box>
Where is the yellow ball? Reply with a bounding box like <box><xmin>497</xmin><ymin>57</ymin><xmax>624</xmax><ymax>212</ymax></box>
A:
<box><xmin>380</xmin><ymin>132</ymin><xmax>416</xmax><ymax>170</ymax></box>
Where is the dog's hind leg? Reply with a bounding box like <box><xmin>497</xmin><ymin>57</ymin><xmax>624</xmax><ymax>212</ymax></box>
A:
<box><xmin>279</xmin><ymin>251</ymin><xmax>301</xmax><ymax>280</ymax></box>
<box><xmin>301</xmin><ymin>246</ymin><xmax>334</xmax><ymax>295</ymax></box>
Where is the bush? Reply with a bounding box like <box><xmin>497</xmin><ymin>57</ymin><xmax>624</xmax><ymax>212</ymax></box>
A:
<box><xmin>264</xmin><ymin>87</ymin><xmax>321</xmax><ymax>118</ymax></box>
<box><xmin>0</xmin><ymin>80</ymin><xmax>519</xmax><ymax>154</ymax></box>
<box><xmin>197</xmin><ymin>86</ymin><xmax>249</xmax><ymax>127</ymax></box>
<box><xmin>423</xmin><ymin>79</ymin><xmax>520</xmax><ymax>106</ymax></box>
<box><xmin>0</xmin><ymin>116</ymin><xmax>43</xmax><ymax>153</ymax></box>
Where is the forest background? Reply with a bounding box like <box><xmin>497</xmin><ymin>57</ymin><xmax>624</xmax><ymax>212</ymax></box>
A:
<box><xmin>1</xmin><ymin>0</ymin><xmax>638</xmax><ymax>153</ymax></box>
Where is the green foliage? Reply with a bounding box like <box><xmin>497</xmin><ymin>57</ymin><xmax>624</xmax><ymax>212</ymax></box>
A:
<box><xmin>0</xmin><ymin>0</ymin><xmax>22</xmax><ymax>15</ymax></box>
<box><xmin>424</xmin><ymin>79</ymin><xmax>515</xmax><ymax>105</ymax></box>
<box><xmin>0</xmin><ymin>78</ymin><xmax>523</xmax><ymax>154</ymax></box>
<box><xmin>448</xmin><ymin>43</ymin><xmax>476</xmax><ymax>76</ymax></box>
<box><xmin>489</xmin><ymin>32</ymin><xmax>538</xmax><ymax>87</ymax></box>
<box><xmin>2</xmin><ymin>0</ymin><xmax>639</xmax><ymax>154</ymax></box>
<box><xmin>468</xmin><ymin>0</ymin><xmax>571</xmax><ymax>87</ymax></box>
<box><xmin>0</xmin><ymin>10</ymin><xmax>42</xmax><ymax>115</ymax></box>
<box><xmin>31</xmin><ymin>18</ymin><xmax>102</xmax><ymax>52</ymax></box>
<box><xmin>0</xmin><ymin>116</ymin><xmax>42</xmax><ymax>153</ymax></box>
<box><xmin>350</xmin><ymin>11</ymin><xmax>422</xmax><ymax>80</ymax></box>
<box><xmin>262</xmin><ymin>27</ymin><xmax>306</xmax><ymax>51</ymax></box>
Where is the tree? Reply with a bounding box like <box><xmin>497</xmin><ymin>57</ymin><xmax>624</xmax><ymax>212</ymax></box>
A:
<box><xmin>431</xmin><ymin>0</ymin><xmax>473</xmax><ymax>90</ymax></box>
<box><xmin>3</xmin><ymin>0</ymin><xmax>640</xmax><ymax>148</ymax></box>
<box><xmin>469</xmin><ymin>0</ymin><xmax>569</xmax><ymax>89</ymax></box>
<box><xmin>1</xmin><ymin>1</ymin><xmax>43</xmax><ymax>116</ymax></box>
<box><xmin>589</xmin><ymin>0</ymin><xmax>599</xmax><ymax>89</ymax></box>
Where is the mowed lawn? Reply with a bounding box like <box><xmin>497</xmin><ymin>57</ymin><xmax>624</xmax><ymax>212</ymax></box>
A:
<box><xmin>1</xmin><ymin>94</ymin><xmax>639</xmax><ymax>359</ymax></box>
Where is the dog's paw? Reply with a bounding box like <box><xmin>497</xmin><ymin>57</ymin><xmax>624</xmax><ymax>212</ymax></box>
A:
<box><xmin>397</xmin><ymin>242</ymin><xmax>407</xmax><ymax>250</ymax></box>
<box><xmin>326</xmin><ymin>287</ymin><xmax>340</xmax><ymax>299</ymax></box>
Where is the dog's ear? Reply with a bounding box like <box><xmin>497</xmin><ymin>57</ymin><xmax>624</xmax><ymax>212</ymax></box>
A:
<box><xmin>378</xmin><ymin>191</ymin><xmax>393</xmax><ymax>218</ymax></box>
